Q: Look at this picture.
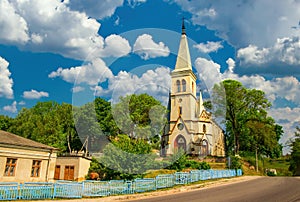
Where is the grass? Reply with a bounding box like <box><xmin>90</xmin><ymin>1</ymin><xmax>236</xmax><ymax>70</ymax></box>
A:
<box><xmin>240</xmin><ymin>155</ymin><xmax>292</xmax><ymax>176</ymax></box>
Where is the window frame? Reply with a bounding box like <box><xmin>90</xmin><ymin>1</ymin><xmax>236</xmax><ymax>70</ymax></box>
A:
<box><xmin>4</xmin><ymin>158</ymin><xmax>17</xmax><ymax>177</ymax></box>
<box><xmin>31</xmin><ymin>160</ymin><xmax>42</xmax><ymax>177</ymax></box>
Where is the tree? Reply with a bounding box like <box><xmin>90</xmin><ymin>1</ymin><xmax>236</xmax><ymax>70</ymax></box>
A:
<box><xmin>9</xmin><ymin>101</ymin><xmax>82</xmax><ymax>152</ymax></box>
<box><xmin>0</xmin><ymin>115</ymin><xmax>13</xmax><ymax>131</ymax></box>
<box><xmin>212</xmin><ymin>80</ymin><xmax>282</xmax><ymax>156</ymax></box>
<box><xmin>99</xmin><ymin>134</ymin><xmax>158</xmax><ymax>179</ymax></box>
<box><xmin>289</xmin><ymin>127</ymin><xmax>300</xmax><ymax>175</ymax></box>
<box><xmin>112</xmin><ymin>94</ymin><xmax>166</xmax><ymax>142</ymax></box>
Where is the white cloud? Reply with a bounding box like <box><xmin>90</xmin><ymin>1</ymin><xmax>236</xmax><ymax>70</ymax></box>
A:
<box><xmin>237</xmin><ymin>37</ymin><xmax>300</xmax><ymax>67</ymax></box>
<box><xmin>94</xmin><ymin>66</ymin><xmax>171</xmax><ymax>105</ymax></box>
<box><xmin>194</xmin><ymin>57</ymin><xmax>222</xmax><ymax>90</ymax></box>
<box><xmin>133</xmin><ymin>34</ymin><xmax>170</xmax><ymax>60</ymax></box>
<box><xmin>0</xmin><ymin>56</ymin><xmax>14</xmax><ymax>99</ymax></box>
<box><xmin>72</xmin><ymin>86</ymin><xmax>85</xmax><ymax>93</ymax></box>
<box><xmin>49</xmin><ymin>58</ymin><xmax>114</xmax><ymax>86</ymax></box>
<box><xmin>100</xmin><ymin>34</ymin><xmax>131</xmax><ymax>58</ymax></box>
<box><xmin>193</xmin><ymin>41</ymin><xmax>223</xmax><ymax>53</ymax></box>
<box><xmin>18</xmin><ymin>101</ymin><xmax>26</xmax><ymax>105</ymax></box>
<box><xmin>0</xmin><ymin>0</ymin><xmax>29</xmax><ymax>44</ymax></box>
<box><xmin>173</xmin><ymin>0</ymin><xmax>300</xmax><ymax>48</ymax></box>
<box><xmin>23</xmin><ymin>90</ymin><xmax>49</xmax><ymax>99</ymax></box>
<box><xmin>0</xmin><ymin>0</ymin><xmax>130</xmax><ymax>61</ymax></box>
<box><xmin>3</xmin><ymin>101</ymin><xmax>17</xmax><ymax>113</ymax></box>
<box><xmin>66</xmin><ymin>0</ymin><xmax>124</xmax><ymax>19</ymax></box>
<box><xmin>127</xmin><ymin>0</ymin><xmax>147</xmax><ymax>8</ymax></box>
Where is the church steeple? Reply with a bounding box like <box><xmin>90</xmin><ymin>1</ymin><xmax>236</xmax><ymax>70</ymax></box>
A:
<box><xmin>174</xmin><ymin>18</ymin><xmax>192</xmax><ymax>71</ymax></box>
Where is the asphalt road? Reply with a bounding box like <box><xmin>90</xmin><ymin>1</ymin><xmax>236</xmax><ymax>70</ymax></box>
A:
<box><xmin>127</xmin><ymin>177</ymin><xmax>300</xmax><ymax>202</ymax></box>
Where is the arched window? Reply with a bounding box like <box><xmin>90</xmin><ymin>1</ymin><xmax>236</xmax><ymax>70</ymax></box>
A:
<box><xmin>176</xmin><ymin>80</ymin><xmax>181</xmax><ymax>92</ymax></box>
<box><xmin>182</xmin><ymin>79</ymin><xmax>186</xmax><ymax>92</ymax></box>
<box><xmin>203</xmin><ymin>124</ymin><xmax>206</xmax><ymax>133</ymax></box>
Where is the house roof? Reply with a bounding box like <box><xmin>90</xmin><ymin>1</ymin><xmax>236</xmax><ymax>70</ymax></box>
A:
<box><xmin>0</xmin><ymin>130</ymin><xmax>58</xmax><ymax>151</ymax></box>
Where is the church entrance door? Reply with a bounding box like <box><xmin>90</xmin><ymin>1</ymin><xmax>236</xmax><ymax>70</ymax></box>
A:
<box><xmin>174</xmin><ymin>135</ymin><xmax>186</xmax><ymax>152</ymax></box>
<box><xmin>201</xmin><ymin>140</ymin><xmax>208</xmax><ymax>156</ymax></box>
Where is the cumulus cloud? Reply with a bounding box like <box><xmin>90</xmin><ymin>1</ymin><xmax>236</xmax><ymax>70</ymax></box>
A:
<box><xmin>66</xmin><ymin>0</ymin><xmax>124</xmax><ymax>19</ymax></box>
<box><xmin>3</xmin><ymin>101</ymin><xmax>17</xmax><ymax>113</ymax></box>
<box><xmin>193</xmin><ymin>41</ymin><xmax>223</xmax><ymax>53</ymax></box>
<box><xmin>0</xmin><ymin>56</ymin><xmax>14</xmax><ymax>99</ymax></box>
<box><xmin>194</xmin><ymin>57</ymin><xmax>222</xmax><ymax>90</ymax></box>
<box><xmin>173</xmin><ymin>0</ymin><xmax>300</xmax><ymax>48</ymax></box>
<box><xmin>49</xmin><ymin>58</ymin><xmax>114</xmax><ymax>86</ymax></box>
<box><xmin>133</xmin><ymin>34</ymin><xmax>170</xmax><ymax>60</ymax></box>
<box><xmin>72</xmin><ymin>86</ymin><xmax>85</xmax><ymax>93</ymax></box>
<box><xmin>23</xmin><ymin>90</ymin><xmax>49</xmax><ymax>99</ymax></box>
<box><xmin>237</xmin><ymin>37</ymin><xmax>300</xmax><ymax>67</ymax></box>
<box><xmin>0</xmin><ymin>0</ymin><xmax>130</xmax><ymax>60</ymax></box>
<box><xmin>100</xmin><ymin>34</ymin><xmax>131</xmax><ymax>58</ymax></box>
<box><xmin>94</xmin><ymin>66</ymin><xmax>171</xmax><ymax>105</ymax></box>
<box><xmin>0</xmin><ymin>0</ymin><xmax>29</xmax><ymax>44</ymax></box>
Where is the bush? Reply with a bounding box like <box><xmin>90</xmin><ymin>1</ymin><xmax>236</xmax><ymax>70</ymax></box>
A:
<box><xmin>227</xmin><ymin>156</ymin><xmax>242</xmax><ymax>170</ymax></box>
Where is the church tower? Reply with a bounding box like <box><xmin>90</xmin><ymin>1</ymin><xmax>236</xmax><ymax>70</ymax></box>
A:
<box><xmin>162</xmin><ymin>19</ymin><xmax>225</xmax><ymax>157</ymax></box>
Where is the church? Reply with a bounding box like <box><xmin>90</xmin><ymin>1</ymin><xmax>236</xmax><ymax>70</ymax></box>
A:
<box><xmin>161</xmin><ymin>21</ymin><xmax>225</xmax><ymax>157</ymax></box>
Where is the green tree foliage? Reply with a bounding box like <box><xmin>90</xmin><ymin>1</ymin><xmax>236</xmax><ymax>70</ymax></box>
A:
<box><xmin>212</xmin><ymin>80</ymin><xmax>282</xmax><ymax>156</ymax></box>
<box><xmin>9</xmin><ymin>101</ymin><xmax>82</xmax><ymax>152</ymax></box>
<box><xmin>289</xmin><ymin>127</ymin><xmax>300</xmax><ymax>175</ymax></box>
<box><xmin>99</xmin><ymin>134</ymin><xmax>158</xmax><ymax>180</ymax></box>
<box><xmin>0</xmin><ymin>115</ymin><xmax>13</xmax><ymax>131</ymax></box>
<box><xmin>112</xmin><ymin>94</ymin><xmax>166</xmax><ymax>143</ymax></box>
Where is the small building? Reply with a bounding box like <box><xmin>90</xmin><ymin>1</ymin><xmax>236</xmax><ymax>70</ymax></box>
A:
<box><xmin>54</xmin><ymin>154</ymin><xmax>92</xmax><ymax>181</ymax></box>
<box><xmin>0</xmin><ymin>130</ymin><xmax>58</xmax><ymax>183</ymax></box>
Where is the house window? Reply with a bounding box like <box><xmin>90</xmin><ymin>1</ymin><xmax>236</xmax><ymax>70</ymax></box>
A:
<box><xmin>182</xmin><ymin>79</ymin><xmax>186</xmax><ymax>92</ymax></box>
<box><xmin>4</xmin><ymin>158</ymin><xmax>17</xmax><ymax>176</ymax></box>
<box><xmin>31</xmin><ymin>160</ymin><xmax>41</xmax><ymax>177</ymax></box>
<box><xmin>176</xmin><ymin>80</ymin><xmax>181</xmax><ymax>92</ymax></box>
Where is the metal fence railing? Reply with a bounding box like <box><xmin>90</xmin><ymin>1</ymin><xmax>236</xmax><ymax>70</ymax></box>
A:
<box><xmin>0</xmin><ymin>169</ymin><xmax>242</xmax><ymax>200</ymax></box>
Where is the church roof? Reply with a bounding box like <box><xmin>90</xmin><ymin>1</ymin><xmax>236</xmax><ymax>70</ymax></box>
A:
<box><xmin>174</xmin><ymin>19</ymin><xmax>192</xmax><ymax>72</ymax></box>
<box><xmin>0</xmin><ymin>130</ymin><xmax>58</xmax><ymax>151</ymax></box>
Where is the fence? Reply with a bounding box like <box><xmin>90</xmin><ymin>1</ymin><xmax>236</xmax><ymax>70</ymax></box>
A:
<box><xmin>0</xmin><ymin>169</ymin><xmax>242</xmax><ymax>200</ymax></box>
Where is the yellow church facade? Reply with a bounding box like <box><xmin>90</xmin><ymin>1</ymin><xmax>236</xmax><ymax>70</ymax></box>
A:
<box><xmin>162</xmin><ymin>22</ymin><xmax>225</xmax><ymax>157</ymax></box>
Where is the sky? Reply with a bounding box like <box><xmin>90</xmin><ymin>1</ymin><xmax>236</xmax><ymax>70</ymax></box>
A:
<box><xmin>1</xmin><ymin>0</ymin><xmax>300</xmax><ymax>154</ymax></box>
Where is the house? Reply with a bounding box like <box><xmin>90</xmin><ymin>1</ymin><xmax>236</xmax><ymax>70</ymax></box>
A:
<box><xmin>0</xmin><ymin>130</ymin><xmax>58</xmax><ymax>183</ymax></box>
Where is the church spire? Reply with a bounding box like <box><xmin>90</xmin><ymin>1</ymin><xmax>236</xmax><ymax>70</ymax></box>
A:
<box><xmin>174</xmin><ymin>18</ymin><xmax>192</xmax><ymax>71</ymax></box>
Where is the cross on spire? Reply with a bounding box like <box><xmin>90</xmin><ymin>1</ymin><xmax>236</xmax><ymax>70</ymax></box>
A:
<box><xmin>182</xmin><ymin>17</ymin><xmax>186</xmax><ymax>35</ymax></box>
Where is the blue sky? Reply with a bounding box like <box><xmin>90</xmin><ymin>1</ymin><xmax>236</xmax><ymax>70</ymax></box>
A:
<box><xmin>1</xmin><ymin>0</ymin><xmax>300</xmax><ymax>153</ymax></box>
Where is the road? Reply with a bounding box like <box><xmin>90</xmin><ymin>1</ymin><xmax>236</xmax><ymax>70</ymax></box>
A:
<box><xmin>127</xmin><ymin>177</ymin><xmax>300</xmax><ymax>202</ymax></box>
